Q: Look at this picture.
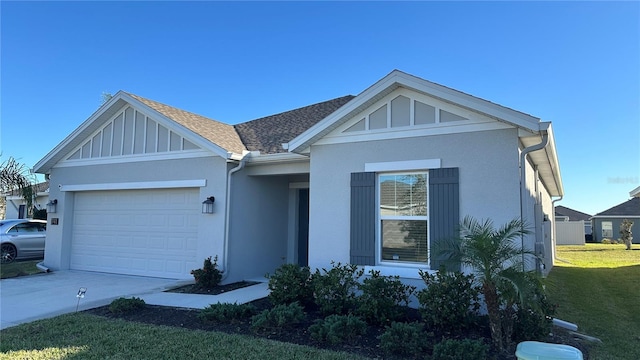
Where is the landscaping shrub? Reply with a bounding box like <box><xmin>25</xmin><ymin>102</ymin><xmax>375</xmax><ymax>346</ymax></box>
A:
<box><xmin>512</xmin><ymin>280</ymin><xmax>557</xmax><ymax>343</ymax></box>
<box><xmin>356</xmin><ymin>270</ymin><xmax>416</xmax><ymax>325</ymax></box>
<box><xmin>417</xmin><ymin>270</ymin><xmax>480</xmax><ymax>331</ymax></box>
<box><xmin>309</xmin><ymin>314</ymin><xmax>368</xmax><ymax>345</ymax></box>
<box><xmin>601</xmin><ymin>238</ymin><xmax>619</xmax><ymax>245</ymax></box>
<box><xmin>431</xmin><ymin>338</ymin><xmax>489</xmax><ymax>360</ymax></box>
<box><xmin>311</xmin><ymin>262</ymin><xmax>364</xmax><ymax>315</ymax></box>
<box><xmin>250</xmin><ymin>302</ymin><xmax>305</xmax><ymax>331</ymax></box>
<box><xmin>378</xmin><ymin>321</ymin><xmax>428</xmax><ymax>358</ymax></box>
<box><xmin>198</xmin><ymin>302</ymin><xmax>256</xmax><ymax>322</ymax></box>
<box><xmin>191</xmin><ymin>256</ymin><xmax>222</xmax><ymax>289</ymax></box>
<box><xmin>266</xmin><ymin>263</ymin><xmax>313</xmax><ymax>306</ymax></box>
<box><xmin>109</xmin><ymin>297</ymin><xmax>145</xmax><ymax>314</ymax></box>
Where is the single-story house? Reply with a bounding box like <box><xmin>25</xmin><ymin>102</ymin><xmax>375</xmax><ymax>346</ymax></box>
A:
<box><xmin>3</xmin><ymin>181</ymin><xmax>50</xmax><ymax>219</ymax></box>
<box><xmin>591</xmin><ymin>196</ymin><xmax>640</xmax><ymax>244</ymax></box>
<box><xmin>34</xmin><ymin>70</ymin><xmax>563</xmax><ymax>282</ymax></box>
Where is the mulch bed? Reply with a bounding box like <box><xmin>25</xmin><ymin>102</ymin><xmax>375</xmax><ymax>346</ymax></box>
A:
<box><xmin>84</xmin><ymin>282</ymin><xmax>591</xmax><ymax>359</ymax></box>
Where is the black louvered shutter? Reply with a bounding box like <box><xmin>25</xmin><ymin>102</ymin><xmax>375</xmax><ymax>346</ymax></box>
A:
<box><xmin>350</xmin><ymin>172</ymin><xmax>376</xmax><ymax>265</ymax></box>
<box><xmin>429</xmin><ymin>167</ymin><xmax>460</xmax><ymax>271</ymax></box>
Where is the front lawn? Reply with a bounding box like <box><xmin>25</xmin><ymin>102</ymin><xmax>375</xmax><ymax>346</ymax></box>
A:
<box><xmin>0</xmin><ymin>313</ymin><xmax>366</xmax><ymax>360</ymax></box>
<box><xmin>546</xmin><ymin>244</ymin><xmax>640</xmax><ymax>360</ymax></box>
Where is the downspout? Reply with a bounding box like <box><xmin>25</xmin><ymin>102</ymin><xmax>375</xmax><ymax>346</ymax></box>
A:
<box><xmin>519</xmin><ymin>131</ymin><xmax>549</xmax><ymax>271</ymax></box>
<box><xmin>221</xmin><ymin>153</ymin><xmax>249</xmax><ymax>281</ymax></box>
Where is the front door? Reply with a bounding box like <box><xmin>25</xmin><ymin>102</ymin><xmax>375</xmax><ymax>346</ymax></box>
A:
<box><xmin>297</xmin><ymin>189</ymin><xmax>309</xmax><ymax>267</ymax></box>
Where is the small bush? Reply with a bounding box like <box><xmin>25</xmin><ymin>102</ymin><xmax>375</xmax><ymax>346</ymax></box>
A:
<box><xmin>266</xmin><ymin>264</ymin><xmax>313</xmax><ymax>306</ymax></box>
<box><xmin>431</xmin><ymin>338</ymin><xmax>489</xmax><ymax>360</ymax></box>
<box><xmin>378</xmin><ymin>322</ymin><xmax>428</xmax><ymax>358</ymax></box>
<box><xmin>109</xmin><ymin>297</ymin><xmax>145</xmax><ymax>314</ymax></box>
<box><xmin>601</xmin><ymin>238</ymin><xmax>619</xmax><ymax>245</ymax></box>
<box><xmin>198</xmin><ymin>302</ymin><xmax>256</xmax><ymax>322</ymax></box>
<box><xmin>251</xmin><ymin>302</ymin><xmax>305</xmax><ymax>331</ymax></box>
<box><xmin>309</xmin><ymin>314</ymin><xmax>368</xmax><ymax>344</ymax></box>
<box><xmin>356</xmin><ymin>270</ymin><xmax>416</xmax><ymax>325</ymax></box>
<box><xmin>417</xmin><ymin>270</ymin><xmax>480</xmax><ymax>331</ymax></box>
<box><xmin>191</xmin><ymin>256</ymin><xmax>222</xmax><ymax>289</ymax></box>
<box><xmin>312</xmin><ymin>261</ymin><xmax>364</xmax><ymax>315</ymax></box>
<box><xmin>513</xmin><ymin>280</ymin><xmax>557</xmax><ymax>343</ymax></box>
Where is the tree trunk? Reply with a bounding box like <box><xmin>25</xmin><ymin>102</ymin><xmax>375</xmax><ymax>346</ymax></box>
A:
<box><xmin>483</xmin><ymin>282</ymin><xmax>504</xmax><ymax>351</ymax></box>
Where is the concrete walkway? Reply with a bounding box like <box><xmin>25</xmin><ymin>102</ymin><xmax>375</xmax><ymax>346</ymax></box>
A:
<box><xmin>0</xmin><ymin>270</ymin><xmax>269</xmax><ymax>330</ymax></box>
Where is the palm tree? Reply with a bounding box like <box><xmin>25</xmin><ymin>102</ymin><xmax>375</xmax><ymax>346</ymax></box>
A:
<box><xmin>1</xmin><ymin>157</ymin><xmax>34</xmax><ymax>216</ymax></box>
<box><xmin>438</xmin><ymin>216</ymin><xmax>536</xmax><ymax>352</ymax></box>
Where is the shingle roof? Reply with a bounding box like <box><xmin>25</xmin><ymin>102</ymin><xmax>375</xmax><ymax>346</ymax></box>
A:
<box><xmin>127</xmin><ymin>93</ymin><xmax>247</xmax><ymax>154</ymax></box>
<box><xmin>234</xmin><ymin>95</ymin><xmax>355</xmax><ymax>154</ymax></box>
<box><xmin>594</xmin><ymin>197</ymin><xmax>640</xmax><ymax>217</ymax></box>
<box><xmin>555</xmin><ymin>206</ymin><xmax>591</xmax><ymax>221</ymax></box>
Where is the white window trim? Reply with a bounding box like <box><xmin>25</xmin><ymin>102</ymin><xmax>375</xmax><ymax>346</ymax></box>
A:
<box><xmin>376</xmin><ymin>171</ymin><xmax>429</xmax><ymax>267</ymax></box>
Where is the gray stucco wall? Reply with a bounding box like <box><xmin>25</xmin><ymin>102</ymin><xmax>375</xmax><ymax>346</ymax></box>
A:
<box><xmin>43</xmin><ymin>156</ymin><xmax>228</xmax><ymax>274</ymax></box>
<box><xmin>307</xmin><ymin>128</ymin><xmax>522</xmax><ymax>271</ymax></box>
<box><xmin>227</xmin><ymin>172</ymin><xmax>290</xmax><ymax>283</ymax></box>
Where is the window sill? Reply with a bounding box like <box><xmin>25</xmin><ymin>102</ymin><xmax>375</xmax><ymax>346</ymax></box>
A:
<box><xmin>363</xmin><ymin>265</ymin><xmax>434</xmax><ymax>280</ymax></box>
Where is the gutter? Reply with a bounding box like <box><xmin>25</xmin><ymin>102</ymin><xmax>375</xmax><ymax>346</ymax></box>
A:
<box><xmin>519</xmin><ymin>129</ymin><xmax>549</xmax><ymax>271</ymax></box>
<box><xmin>220</xmin><ymin>152</ymin><xmax>250</xmax><ymax>281</ymax></box>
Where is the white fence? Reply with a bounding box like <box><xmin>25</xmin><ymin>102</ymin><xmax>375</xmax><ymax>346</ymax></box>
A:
<box><xmin>556</xmin><ymin>221</ymin><xmax>586</xmax><ymax>245</ymax></box>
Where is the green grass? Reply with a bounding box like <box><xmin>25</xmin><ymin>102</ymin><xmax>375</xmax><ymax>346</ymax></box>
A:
<box><xmin>547</xmin><ymin>244</ymin><xmax>640</xmax><ymax>360</ymax></box>
<box><xmin>0</xmin><ymin>259</ymin><xmax>43</xmax><ymax>279</ymax></box>
<box><xmin>0</xmin><ymin>313</ymin><xmax>367</xmax><ymax>360</ymax></box>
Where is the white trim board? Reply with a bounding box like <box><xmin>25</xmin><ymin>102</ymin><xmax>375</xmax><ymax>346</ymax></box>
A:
<box><xmin>365</xmin><ymin>159</ymin><xmax>441</xmax><ymax>172</ymax></box>
<box><xmin>59</xmin><ymin>179</ymin><xmax>207</xmax><ymax>192</ymax></box>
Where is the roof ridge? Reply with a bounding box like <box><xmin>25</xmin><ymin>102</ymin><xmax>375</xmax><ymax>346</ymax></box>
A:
<box><xmin>236</xmin><ymin>95</ymin><xmax>355</xmax><ymax>126</ymax></box>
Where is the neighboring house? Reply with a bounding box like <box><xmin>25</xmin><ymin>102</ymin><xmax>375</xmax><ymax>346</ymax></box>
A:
<box><xmin>554</xmin><ymin>206</ymin><xmax>591</xmax><ymax>245</ymax></box>
<box><xmin>591</xmin><ymin>196</ymin><xmax>640</xmax><ymax>244</ymax></box>
<box><xmin>3</xmin><ymin>181</ymin><xmax>50</xmax><ymax>219</ymax></box>
<box><xmin>33</xmin><ymin>70</ymin><xmax>563</xmax><ymax>282</ymax></box>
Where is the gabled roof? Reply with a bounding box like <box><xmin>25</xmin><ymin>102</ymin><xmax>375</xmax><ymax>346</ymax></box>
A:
<box><xmin>235</xmin><ymin>96</ymin><xmax>354</xmax><ymax>154</ymax></box>
<box><xmin>34</xmin><ymin>91</ymin><xmax>244</xmax><ymax>173</ymax></box>
<box><xmin>286</xmin><ymin>69</ymin><xmax>563</xmax><ymax>197</ymax></box>
<box><xmin>593</xmin><ymin>197</ymin><xmax>640</xmax><ymax>217</ymax></box>
<box><xmin>127</xmin><ymin>93</ymin><xmax>246</xmax><ymax>154</ymax></box>
<box><xmin>34</xmin><ymin>90</ymin><xmax>355</xmax><ymax>173</ymax></box>
<box><xmin>287</xmin><ymin>69</ymin><xmax>544</xmax><ymax>154</ymax></box>
<box><xmin>630</xmin><ymin>186</ymin><xmax>640</xmax><ymax>198</ymax></box>
<box><xmin>555</xmin><ymin>205</ymin><xmax>591</xmax><ymax>221</ymax></box>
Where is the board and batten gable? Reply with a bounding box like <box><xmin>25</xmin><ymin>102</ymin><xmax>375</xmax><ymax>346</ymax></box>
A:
<box><xmin>307</xmin><ymin>128</ymin><xmax>522</xmax><ymax>277</ymax></box>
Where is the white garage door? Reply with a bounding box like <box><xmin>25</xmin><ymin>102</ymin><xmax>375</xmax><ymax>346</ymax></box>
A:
<box><xmin>70</xmin><ymin>188</ymin><xmax>200</xmax><ymax>279</ymax></box>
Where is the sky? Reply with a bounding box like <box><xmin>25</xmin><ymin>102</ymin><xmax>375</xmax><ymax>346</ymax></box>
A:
<box><xmin>1</xmin><ymin>1</ymin><xmax>638</xmax><ymax>216</ymax></box>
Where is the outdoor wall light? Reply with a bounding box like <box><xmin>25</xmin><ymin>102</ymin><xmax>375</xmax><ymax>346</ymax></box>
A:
<box><xmin>46</xmin><ymin>199</ymin><xmax>58</xmax><ymax>213</ymax></box>
<box><xmin>202</xmin><ymin>196</ymin><xmax>215</xmax><ymax>214</ymax></box>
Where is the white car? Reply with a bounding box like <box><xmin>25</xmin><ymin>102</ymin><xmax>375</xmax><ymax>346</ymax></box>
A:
<box><xmin>0</xmin><ymin>219</ymin><xmax>46</xmax><ymax>264</ymax></box>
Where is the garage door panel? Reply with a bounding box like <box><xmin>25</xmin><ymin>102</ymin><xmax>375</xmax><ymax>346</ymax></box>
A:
<box><xmin>71</xmin><ymin>188</ymin><xmax>200</xmax><ymax>279</ymax></box>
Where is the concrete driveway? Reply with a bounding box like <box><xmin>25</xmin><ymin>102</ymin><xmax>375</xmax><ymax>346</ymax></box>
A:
<box><xmin>0</xmin><ymin>270</ymin><xmax>186</xmax><ymax>330</ymax></box>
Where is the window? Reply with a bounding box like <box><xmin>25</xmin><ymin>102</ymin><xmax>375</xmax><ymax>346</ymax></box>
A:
<box><xmin>378</xmin><ymin>172</ymin><xmax>428</xmax><ymax>264</ymax></box>
<box><xmin>602</xmin><ymin>221</ymin><xmax>613</xmax><ymax>238</ymax></box>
